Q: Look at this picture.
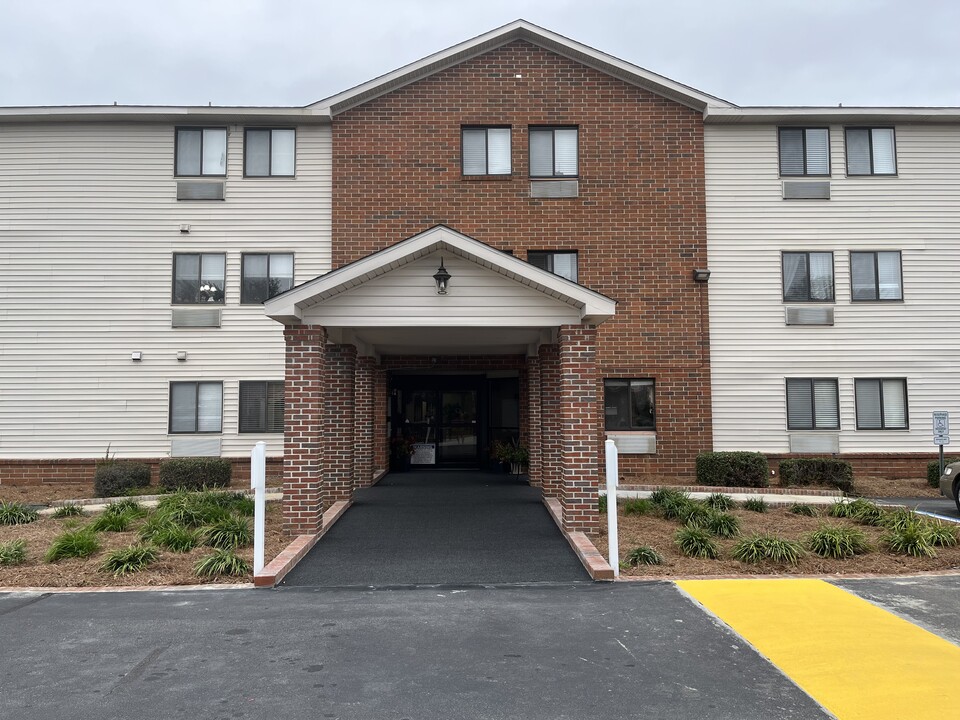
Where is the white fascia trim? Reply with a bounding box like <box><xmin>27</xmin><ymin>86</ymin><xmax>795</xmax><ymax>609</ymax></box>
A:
<box><xmin>311</xmin><ymin>19</ymin><xmax>731</xmax><ymax>115</ymax></box>
<box><xmin>264</xmin><ymin>225</ymin><xmax>616</xmax><ymax>325</ymax></box>
<box><xmin>705</xmin><ymin>106</ymin><xmax>960</xmax><ymax>124</ymax></box>
<box><xmin>0</xmin><ymin>105</ymin><xmax>330</xmax><ymax>124</ymax></box>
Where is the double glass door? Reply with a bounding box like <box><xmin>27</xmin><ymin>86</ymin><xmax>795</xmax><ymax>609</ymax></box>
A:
<box><xmin>399</xmin><ymin>386</ymin><xmax>478</xmax><ymax>466</ymax></box>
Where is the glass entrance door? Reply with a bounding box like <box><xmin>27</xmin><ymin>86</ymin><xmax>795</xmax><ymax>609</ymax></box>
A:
<box><xmin>439</xmin><ymin>390</ymin><xmax>478</xmax><ymax>464</ymax></box>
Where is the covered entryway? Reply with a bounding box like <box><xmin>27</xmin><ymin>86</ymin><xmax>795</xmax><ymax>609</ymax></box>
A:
<box><xmin>280</xmin><ymin>470</ymin><xmax>589</xmax><ymax>586</ymax></box>
<box><xmin>264</xmin><ymin>225</ymin><xmax>617</xmax><ymax>539</ymax></box>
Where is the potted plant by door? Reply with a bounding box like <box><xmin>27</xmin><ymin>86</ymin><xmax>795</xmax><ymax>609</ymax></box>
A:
<box><xmin>390</xmin><ymin>435</ymin><xmax>415</xmax><ymax>472</ymax></box>
<box><xmin>493</xmin><ymin>439</ymin><xmax>529</xmax><ymax>475</ymax></box>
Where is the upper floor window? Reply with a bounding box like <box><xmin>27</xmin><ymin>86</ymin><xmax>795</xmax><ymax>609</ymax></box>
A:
<box><xmin>845</xmin><ymin>128</ymin><xmax>896</xmax><ymax>175</ymax></box>
<box><xmin>855</xmin><ymin>378</ymin><xmax>908</xmax><ymax>430</ymax></box>
<box><xmin>782</xmin><ymin>252</ymin><xmax>834</xmax><ymax>302</ymax></box>
<box><xmin>461</xmin><ymin>127</ymin><xmax>511</xmax><ymax>176</ymax></box>
<box><xmin>241</xmin><ymin>253</ymin><xmax>294</xmax><ymax>303</ymax></box>
<box><xmin>779</xmin><ymin>128</ymin><xmax>830</xmax><ymax>176</ymax></box>
<box><xmin>786</xmin><ymin>378</ymin><xmax>839</xmax><ymax>430</ymax></box>
<box><xmin>528</xmin><ymin>251</ymin><xmax>578</xmax><ymax>282</ymax></box>
<box><xmin>245</xmin><ymin>129</ymin><xmax>295</xmax><ymax>177</ymax></box>
<box><xmin>239</xmin><ymin>381</ymin><xmax>285</xmax><ymax>433</ymax></box>
<box><xmin>850</xmin><ymin>251</ymin><xmax>902</xmax><ymax>301</ymax></box>
<box><xmin>529</xmin><ymin>127</ymin><xmax>578</xmax><ymax>177</ymax></box>
<box><xmin>604</xmin><ymin>379</ymin><xmax>655</xmax><ymax>431</ymax></box>
<box><xmin>169</xmin><ymin>381</ymin><xmax>222</xmax><ymax>433</ymax></box>
<box><xmin>175</xmin><ymin>128</ymin><xmax>226</xmax><ymax>177</ymax></box>
<box><xmin>173</xmin><ymin>253</ymin><xmax>225</xmax><ymax>304</ymax></box>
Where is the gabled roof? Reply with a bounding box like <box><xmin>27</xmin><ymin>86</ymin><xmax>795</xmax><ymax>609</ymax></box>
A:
<box><xmin>264</xmin><ymin>225</ymin><xmax>617</xmax><ymax>326</ymax></box>
<box><xmin>309</xmin><ymin>19</ymin><xmax>733</xmax><ymax>116</ymax></box>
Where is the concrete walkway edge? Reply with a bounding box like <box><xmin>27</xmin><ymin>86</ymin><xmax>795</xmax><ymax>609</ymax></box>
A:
<box><xmin>542</xmin><ymin>497</ymin><xmax>614</xmax><ymax>581</ymax></box>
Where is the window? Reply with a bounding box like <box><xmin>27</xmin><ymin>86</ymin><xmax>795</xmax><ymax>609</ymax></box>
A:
<box><xmin>529</xmin><ymin>127</ymin><xmax>578</xmax><ymax>177</ymax></box>
<box><xmin>245</xmin><ymin>128</ymin><xmax>295</xmax><ymax>177</ymax></box>
<box><xmin>845</xmin><ymin>128</ymin><xmax>896</xmax><ymax>175</ymax></box>
<box><xmin>461</xmin><ymin>127</ymin><xmax>511</xmax><ymax>175</ymax></box>
<box><xmin>850</xmin><ymin>251</ymin><xmax>902</xmax><ymax>301</ymax></box>
<box><xmin>782</xmin><ymin>252</ymin><xmax>834</xmax><ymax>302</ymax></box>
<box><xmin>169</xmin><ymin>381</ymin><xmax>222</xmax><ymax>433</ymax></box>
<box><xmin>528</xmin><ymin>251</ymin><xmax>578</xmax><ymax>282</ymax></box>
<box><xmin>175</xmin><ymin>128</ymin><xmax>226</xmax><ymax>176</ymax></box>
<box><xmin>172</xmin><ymin>253</ymin><xmax>225</xmax><ymax>304</ymax></box>
<box><xmin>779</xmin><ymin>128</ymin><xmax>830</xmax><ymax>176</ymax></box>
<box><xmin>239</xmin><ymin>381</ymin><xmax>284</xmax><ymax>433</ymax></box>
<box><xmin>241</xmin><ymin>253</ymin><xmax>294</xmax><ymax>303</ymax></box>
<box><xmin>855</xmin><ymin>379</ymin><xmax>908</xmax><ymax>430</ymax></box>
<box><xmin>786</xmin><ymin>378</ymin><xmax>839</xmax><ymax>430</ymax></box>
<box><xmin>604</xmin><ymin>379</ymin><xmax>655</xmax><ymax>431</ymax></box>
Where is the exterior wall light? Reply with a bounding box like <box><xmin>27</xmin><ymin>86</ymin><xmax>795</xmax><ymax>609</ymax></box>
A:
<box><xmin>692</xmin><ymin>268</ymin><xmax>711</xmax><ymax>283</ymax></box>
<box><xmin>131</xmin><ymin>351</ymin><xmax>143</xmax><ymax>362</ymax></box>
<box><xmin>433</xmin><ymin>257</ymin><xmax>451</xmax><ymax>295</ymax></box>
<box><xmin>176</xmin><ymin>351</ymin><xmax>188</xmax><ymax>362</ymax></box>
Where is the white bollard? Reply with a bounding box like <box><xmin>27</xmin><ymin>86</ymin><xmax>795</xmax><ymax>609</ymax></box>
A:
<box><xmin>250</xmin><ymin>441</ymin><xmax>266</xmax><ymax>575</ymax></box>
<box><xmin>605</xmin><ymin>438</ymin><xmax>619</xmax><ymax>578</ymax></box>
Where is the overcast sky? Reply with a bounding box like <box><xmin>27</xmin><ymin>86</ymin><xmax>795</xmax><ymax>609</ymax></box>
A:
<box><xmin>1</xmin><ymin>0</ymin><xmax>958</xmax><ymax>108</ymax></box>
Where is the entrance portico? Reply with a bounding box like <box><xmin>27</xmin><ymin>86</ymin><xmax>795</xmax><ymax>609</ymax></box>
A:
<box><xmin>265</xmin><ymin>226</ymin><xmax>616</xmax><ymax>536</ymax></box>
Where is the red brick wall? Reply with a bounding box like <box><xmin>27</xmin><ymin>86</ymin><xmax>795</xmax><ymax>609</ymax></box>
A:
<box><xmin>0</xmin><ymin>457</ymin><xmax>283</xmax><ymax>487</ymax></box>
<box><xmin>559</xmin><ymin>325</ymin><xmax>600</xmax><ymax>532</ymax></box>
<box><xmin>324</xmin><ymin>343</ymin><xmax>357</xmax><ymax>503</ymax></box>
<box><xmin>332</xmin><ymin>39</ymin><xmax>712</xmax><ymax>481</ymax></box>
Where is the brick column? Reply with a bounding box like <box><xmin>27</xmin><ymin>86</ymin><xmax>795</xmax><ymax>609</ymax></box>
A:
<box><xmin>526</xmin><ymin>355</ymin><xmax>542</xmax><ymax>487</ymax></box>
<box><xmin>373</xmin><ymin>366</ymin><xmax>389</xmax><ymax>474</ymax></box>
<box><xmin>283</xmin><ymin>325</ymin><xmax>326</xmax><ymax>536</ymax></box>
<box><xmin>559</xmin><ymin>324</ymin><xmax>600</xmax><ymax>533</ymax></box>
<box><xmin>538</xmin><ymin>343</ymin><xmax>561</xmax><ymax>498</ymax></box>
<box><xmin>354</xmin><ymin>355</ymin><xmax>375</xmax><ymax>488</ymax></box>
<box><xmin>324</xmin><ymin>343</ymin><xmax>357</xmax><ymax>504</ymax></box>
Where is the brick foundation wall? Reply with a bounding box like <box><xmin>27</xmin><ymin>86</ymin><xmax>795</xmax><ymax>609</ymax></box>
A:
<box><xmin>767</xmin><ymin>454</ymin><xmax>938</xmax><ymax>482</ymax></box>
<box><xmin>0</xmin><ymin>457</ymin><xmax>283</xmax><ymax>487</ymax></box>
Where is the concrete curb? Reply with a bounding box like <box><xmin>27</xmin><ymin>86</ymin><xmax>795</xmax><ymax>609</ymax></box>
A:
<box><xmin>254</xmin><ymin>499</ymin><xmax>352</xmax><ymax>588</ymax></box>
<box><xmin>37</xmin><ymin>491</ymin><xmax>284</xmax><ymax>515</ymax></box>
<box><xmin>542</xmin><ymin>497</ymin><xmax>614</xmax><ymax>581</ymax></box>
<box><xmin>607</xmin><ymin>488</ymin><xmax>846</xmax><ymax>506</ymax></box>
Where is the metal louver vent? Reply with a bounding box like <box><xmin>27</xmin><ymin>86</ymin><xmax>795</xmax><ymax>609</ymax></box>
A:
<box><xmin>782</xmin><ymin>181</ymin><xmax>831</xmax><ymax>200</ymax></box>
<box><xmin>789</xmin><ymin>433</ymin><xmax>839</xmax><ymax>453</ymax></box>
<box><xmin>177</xmin><ymin>181</ymin><xmax>225</xmax><ymax>201</ymax></box>
<box><xmin>170</xmin><ymin>437</ymin><xmax>221</xmax><ymax>457</ymax></box>
<box><xmin>172</xmin><ymin>308</ymin><xmax>222</xmax><ymax>328</ymax></box>
<box><xmin>607</xmin><ymin>433</ymin><xmax>656</xmax><ymax>454</ymax></box>
<box><xmin>530</xmin><ymin>180</ymin><xmax>579</xmax><ymax>198</ymax></box>
<box><xmin>785</xmin><ymin>306</ymin><xmax>834</xmax><ymax>326</ymax></box>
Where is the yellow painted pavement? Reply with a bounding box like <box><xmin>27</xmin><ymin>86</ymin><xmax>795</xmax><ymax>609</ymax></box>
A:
<box><xmin>678</xmin><ymin>578</ymin><xmax>960</xmax><ymax>720</ymax></box>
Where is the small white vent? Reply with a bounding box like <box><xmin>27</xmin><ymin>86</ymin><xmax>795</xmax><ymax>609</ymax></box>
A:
<box><xmin>785</xmin><ymin>306</ymin><xmax>834</xmax><ymax>326</ymax></box>
<box><xmin>782</xmin><ymin>181</ymin><xmax>830</xmax><ymax>200</ymax></box>
<box><xmin>177</xmin><ymin>181</ymin><xmax>225</xmax><ymax>201</ymax></box>
<box><xmin>172</xmin><ymin>308</ymin><xmax>222</xmax><ymax>328</ymax></box>
<box><xmin>607</xmin><ymin>433</ymin><xmax>656</xmax><ymax>454</ymax></box>
<box><xmin>530</xmin><ymin>179</ymin><xmax>579</xmax><ymax>198</ymax></box>
<box><xmin>789</xmin><ymin>433</ymin><xmax>839</xmax><ymax>453</ymax></box>
<box><xmin>170</xmin><ymin>437</ymin><xmax>221</xmax><ymax>457</ymax></box>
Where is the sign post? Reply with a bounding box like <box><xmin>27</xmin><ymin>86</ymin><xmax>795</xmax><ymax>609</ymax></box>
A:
<box><xmin>605</xmin><ymin>439</ymin><xmax>620</xmax><ymax>578</ymax></box>
<box><xmin>933</xmin><ymin>411</ymin><xmax>950</xmax><ymax>477</ymax></box>
<box><xmin>250</xmin><ymin>441</ymin><xmax>266</xmax><ymax>575</ymax></box>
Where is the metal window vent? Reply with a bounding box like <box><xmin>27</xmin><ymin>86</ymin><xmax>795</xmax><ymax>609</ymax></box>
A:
<box><xmin>177</xmin><ymin>181</ymin><xmax>225</xmax><ymax>201</ymax></box>
<box><xmin>789</xmin><ymin>433</ymin><xmax>840</xmax><ymax>453</ymax></box>
<box><xmin>530</xmin><ymin>179</ymin><xmax>579</xmax><ymax>198</ymax></box>
<box><xmin>172</xmin><ymin>308</ymin><xmax>222</xmax><ymax>328</ymax></box>
<box><xmin>607</xmin><ymin>433</ymin><xmax>656</xmax><ymax>454</ymax></box>
<box><xmin>170</xmin><ymin>437</ymin><xmax>221</xmax><ymax>457</ymax></box>
<box><xmin>785</xmin><ymin>306</ymin><xmax>834</xmax><ymax>326</ymax></box>
<box><xmin>782</xmin><ymin>181</ymin><xmax>830</xmax><ymax>200</ymax></box>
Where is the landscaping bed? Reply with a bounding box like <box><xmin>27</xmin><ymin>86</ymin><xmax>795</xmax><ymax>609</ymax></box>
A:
<box><xmin>591</xmin><ymin>492</ymin><xmax>960</xmax><ymax>578</ymax></box>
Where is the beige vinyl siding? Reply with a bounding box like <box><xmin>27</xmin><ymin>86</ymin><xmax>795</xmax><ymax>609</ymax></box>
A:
<box><xmin>0</xmin><ymin>122</ymin><xmax>331</xmax><ymax>459</ymax></box>
<box><xmin>705</xmin><ymin>122</ymin><xmax>960</xmax><ymax>454</ymax></box>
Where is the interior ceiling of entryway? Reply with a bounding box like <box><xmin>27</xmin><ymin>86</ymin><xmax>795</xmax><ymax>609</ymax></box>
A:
<box><xmin>345</xmin><ymin>326</ymin><xmax>543</xmax><ymax>356</ymax></box>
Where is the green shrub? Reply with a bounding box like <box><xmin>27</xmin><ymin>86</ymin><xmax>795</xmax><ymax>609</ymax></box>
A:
<box><xmin>45</xmin><ymin>529</ymin><xmax>100</xmax><ymax>562</ymax></box>
<box><xmin>923</xmin><ymin>521</ymin><xmax>958</xmax><ymax>548</ymax></box>
<box><xmin>203</xmin><ymin>516</ymin><xmax>252</xmax><ymax>550</ymax></box>
<box><xmin>679</xmin><ymin>502</ymin><xmax>714</xmax><ymax>529</ymax></box>
<box><xmin>848</xmin><ymin>499</ymin><xmax>885</xmax><ymax>526</ymax></box>
<box><xmin>100</xmin><ymin>545</ymin><xmax>158</xmax><ymax>577</ymax></box>
<box><xmin>807</xmin><ymin>524</ymin><xmax>871</xmax><ymax>559</ymax></box>
<box><xmin>790</xmin><ymin>503</ymin><xmax>818</xmax><ymax>517</ymax></box>
<box><xmin>194</xmin><ymin>549</ymin><xmax>251</xmax><ymax>578</ymax></box>
<box><xmin>156</xmin><ymin>491</ymin><xmax>231</xmax><ymax>528</ymax></box>
<box><xmin>650</xmin><ymin>488</ymin><xmax>689</xmax><ymax>507</ymax></box>
<box><xmin>152</xmin><ymin>525</ymin><xmax>200</xmax><ymax>553</ymax></box>
<box><xmin>706</xmin><ymin>512</ymin><xmax>741</xmax><ymax>538</ymax></box>
<box><xmin>597</xmin><ymin>495</ymin><xmax>607</xmax><ymax>514</ymax></box>
<box><xmin>928</xmin><ymin>458</ymin><xmax>960</xmax><ymax>488</ymax></box>
<box><xmin>704</xmin><ymin>493</ymin><xmax>734</xmax><ymax>512</ymax></box>
<box><xmin>732</xmin><ymin>534</ymin><xmax>804</xmax><ymax>565</ymax></box>
<box><xmin>828</xmin><ymin>500</ymin><xmax>856</xmax><ymax>518</ymax></box>
<box><xmin>0</xmin><ymin>501</ymin><xmax>39</xmax><ymax>526</ymax></box>
<box><xmin>232</xmin><ymin>495</ymin><xmax>256</xmax><ymax>518</ymax></box>
<box><xmin>622</xmin><ymin>498</ymin><xmax>654</xmax><ymax>516</ymax></box>
<box><xmin>138</xmin><ymin>512</ymin><xmax>179</xmax><ymax>542</ymax></box>
<box><xmin>0</xmin><ymin>539</ymin><xmax>27</xmax><ymax>566</ymax></box>
<box><xmin>884</xmin><ymin>521</ymin><xmax>937</xmax><ymax>558</ymax></box>
<box><xmin>674</xmin><ymin>527</ymin><xmax>719</xmax><ymax>559</ymax></box>
<box><xmin>879</xmin><ymin>508</ymin><xmax>921</xmax><ymax>532</ymax></box>
<box><xmin>89</xmin><ymin>511</ymin><xmax>135</xmax><ymax>533</ymax></box>
<box><xmin>93</xmin><ymin>461</ymin><xmax>151</xmax><ymax>498</ymax></box>
<box><xmin>695</xmin><ymin>452</ymin><xmax>769</xmax><ymax>488</ymax></box>
<box><xmin>743</xmin><ymin>497</ymin><xmax>768</xmax><ymax>513</ymax></box>
<box><xmin>52</xmin><ymin>504</ymin><xmax>85</xmax><ymax>519</ymax></box>
<box><xmin>779</xmin><ymin>458</ymin><xmax>853</xmax><ymax>493</ymax></box>
<box><xmin>103</xmin><ymin>499</ymin><xmax>148</xmax><ymax>518</ymax></box>
<box><xmin>158</xmin><ymin>458</ymin><xmax>231</xmax><ymax>491</ymax></box>
<box><xmin>623</xmin><ymin>546</ymin><xmax>663</xmax><ymax>567</ymax></box>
